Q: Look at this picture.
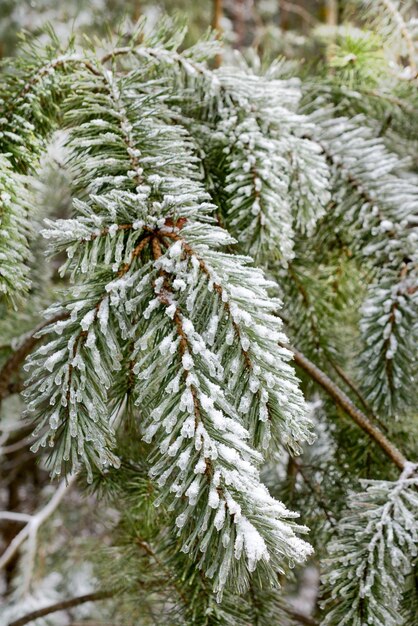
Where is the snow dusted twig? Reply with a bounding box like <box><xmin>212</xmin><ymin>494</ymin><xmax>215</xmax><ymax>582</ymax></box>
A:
<box><xmin>0</xmin><ymin>511</ymin><xmax>31</xmax><ymax>523</ymax></box>
<box><xmin>282</xmin><ymin>343</ymin><xmax>409</xmax><ymax>471</ymax></box>
<box><xmin>0</xmin><ymin>475</ymin><xmax>76</xmax><ymax>591</ymax></box>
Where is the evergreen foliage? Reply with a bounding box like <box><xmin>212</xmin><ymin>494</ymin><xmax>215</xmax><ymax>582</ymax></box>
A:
<box><xmin>321</xmin><ymin>463</ymin><xmax>418</xmax><ymax>626</ymax></box>
<box><xmin>0</xmin><ymin>3</ymin><xmax>417</xmax><ymax>625</ymax></box>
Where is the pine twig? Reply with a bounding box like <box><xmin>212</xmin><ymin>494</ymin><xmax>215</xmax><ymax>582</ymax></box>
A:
<box><xmin>327</xmin><ymin>358</ymin><xmax>378</xmax><ymax>420</ymax></box>
<box><xmin>280</xmin><ymin>1</ymin><xmax>319</xmax><ymax>27</ymax></box>
<box><xmin>212</xmin><ymin>0</ymin><xmax>223</xmax><ymax>32</ymax></box>
<box><xmin>283</xmin><ymin>606</ymin><xmax>318</xmax><ymax>626</ymax></box>
<box><xmin>7</xmin><ymin>591</ymin><xmax>112</xmax><ymax>626</ymax></box>
<box><xmin>283</xmin><ymin>343</ymin><xmax>408</xmax><ymax>470</ymax></box>
<box><xmin>212</xmin><ymin>0</ymin><xmax>223</xmax><ymax>68</ymax></box>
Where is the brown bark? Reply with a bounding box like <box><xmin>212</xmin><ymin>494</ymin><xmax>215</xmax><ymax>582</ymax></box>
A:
<box><xmin>283</xmin><ymin>343</ymin><xmax>408</xmax><ymax>470</ymax></box>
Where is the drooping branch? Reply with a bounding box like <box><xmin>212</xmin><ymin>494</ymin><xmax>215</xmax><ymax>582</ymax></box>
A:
<box><xmin>283</xmin><ymin>343</ymin><xmax>408</xmax><ymax>470</ymax></box>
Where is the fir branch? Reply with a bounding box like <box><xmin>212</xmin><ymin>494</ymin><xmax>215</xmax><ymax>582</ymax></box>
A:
<box><xmin>22</xmin><ymin>53</ymin><xmax>314</xmax><ymax>595</ymax></box>
<box><xmin>308</xmin><ymin>114</ymin><xmax>418</xmax><ymax>417</ymax></box>
<box><xmin>358</xmin><ymin>265</ymin><xmax>418</xmax><ymax>418</ymax></box>
<box><xmin>130</xmin><ymin>230</ymin><xmax>313</xmax><ymax>594</ymax></box>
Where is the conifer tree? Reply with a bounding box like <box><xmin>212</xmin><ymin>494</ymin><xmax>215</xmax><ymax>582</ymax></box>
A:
<box><xmin>0</xmin><ymin>3</ymin><xmax>417</xmax><ymax>625</ymax></box>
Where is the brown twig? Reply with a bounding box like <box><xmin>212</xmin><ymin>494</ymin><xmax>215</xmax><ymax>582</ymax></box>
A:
<box><xmin>212</xmin><ymin>0</ymin><xmax>223</xmax><ymax>68</ymax></box>
<box><xmin>327</xmin><ymin>358</ymin><xmax>376</xmax><ymax>418</ymax></box>
<box><xmin>283</xmin><ymin>605</ymin><xmax>319</xmax><ymax>626</ymax></box>
<box><xmin>280</xmin><ymin>1</ymin><xmax>319</xmax><ymax>27</ymax></box>
<box><xmin>284</xmin><ymin>343</ymin><xmax>408</xmax><ymax>470</ymax></box>
<box><xmin>324</xmin><ymin>0</ymin><xmax>338</xmax><ymax>27</ymax></box>
<box><xmin>212</xmin><ymin>0</ymin><xmax>223</xmax><ymax>33</ymax></box>
<box><xmin>7</xmin><ymin>591</ymin><xmax>112</xmax><ymax>626</ymax></box>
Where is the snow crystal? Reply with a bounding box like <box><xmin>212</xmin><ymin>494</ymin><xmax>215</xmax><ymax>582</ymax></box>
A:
<box><xmin>182</xmin><ymin>351</ymin><xmax>193</xmax><ymax>371</ymax></box>
<box><xmin>209</xmin><ymin>486</ymin><xmax>220</xmax><ymax>509</ymax></box>
<box><xmin>44</xmin><ymin>348</ymin><xmax>67</xmax><ymax>372</ymax></box>
<box><xmin>185</xmin><ymin>477</ymin><xmax>200</xmax><ymax>505</ymax></box>
<box><xmin>214</xmin><ymin>504</ymin><xmax>226</xmax><ymax>530</ymax></box>
<box><xmin>235</xmin><ymin>517</ymin><xmax>268</xmax><ymax>571</ymax></box>
<box><xmin>169</xmin><ymin>240</ymin><xmax>183</xmax><ymax>258</ymax></box>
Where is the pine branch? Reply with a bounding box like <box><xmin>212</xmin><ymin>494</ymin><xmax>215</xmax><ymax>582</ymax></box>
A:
<box><xmin>2</xmin><ymin>20</ymin><xmax>416</xmax><ymax>623</ymax></box>
<box><xmin>21</xmin><ymin>52</ymin><xmax>314</xmax><ymax>595</ymax></box>
<box><xmin>0</xmin><ymin>156</ymin><xmax>32</xmax><ymax>304</ymax></box>
<box><xmin>194</xmin><ymin>68</ymin><xmax>330</xmax><ymax>263</ymax></box>
<box><xmin>282</xmin><ymin>343</ymin><xmax>408</xmax><ymax>470</ymax></box>
<box><xmin>321</xmin><ymin>463</ymin><xmax>418</xmax><ymax>626</ymax></box>
<box><xmin>307</xmin><ymin>114</ymin><xmax>418</xmax><ymax>417</ymax></box>
<box><xmin>359</xmin><ymin>0</ymin><xmax>418</xmax><ymax>80</ymax></box>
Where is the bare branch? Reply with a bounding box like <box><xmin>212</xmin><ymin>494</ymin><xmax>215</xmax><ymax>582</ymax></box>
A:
<box><xmin>0</xmin><ymin>475</ymin><xmax>76</xmax><ymax>587</ymax></box>
<box><xmin>280</xmin><ymin>1</ymin><xmax>319</xmax><ymax>27</ymax></box>
<box><xmin>283</xmin><ymin>343</ymin><xmax>408</xmax><ymax>470</ymax></box>
<box><xmin>6</xmin><ymin>587</ymin><xmax>318</xmax><ymax>626</ymax></box>
<box><xmin>0</xmin><ymin>511</ymin><xmax>31</xmax><ymax>523</ymax></box>
<box><xmin>8</xmin><ymin>591</ymin><xmax>111</xmax><ymax>626</ymax></box>
<box><xmin>283</xmin><ymin>604</ymin><xmax>319</xmax><ymax>626</ymax></box>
